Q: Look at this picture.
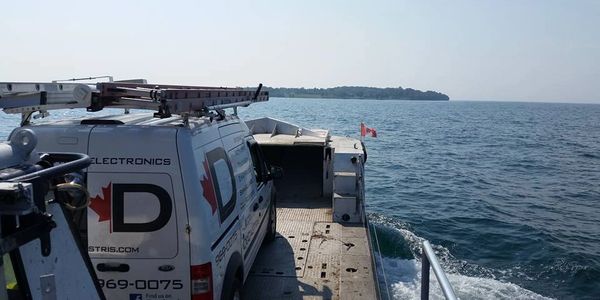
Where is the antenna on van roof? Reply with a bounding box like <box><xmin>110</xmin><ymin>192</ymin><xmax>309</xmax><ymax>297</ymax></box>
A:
<box><xmin>0</xmin><ymin>80</ymin><xmax>268</xmax><ymax>122</ymax></box>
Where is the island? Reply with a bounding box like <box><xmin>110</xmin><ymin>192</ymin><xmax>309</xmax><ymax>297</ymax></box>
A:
<box><xmin>265</xmin><ymin>86</ymin><xmax>449</xmax><ymax>101</ymax></box>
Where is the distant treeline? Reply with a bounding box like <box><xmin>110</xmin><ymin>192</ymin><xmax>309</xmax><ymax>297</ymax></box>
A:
<box><xmin>266</xmin><ymin>86</ymin><xmax>449</xmax><ymax>101</ymax></box>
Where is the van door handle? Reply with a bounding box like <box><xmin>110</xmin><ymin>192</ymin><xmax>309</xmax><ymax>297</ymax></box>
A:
<box><xmin>258</xmin><ymin>196</ymin><xmax>263</xmax><ymax>203</ymax></box>
<box><xmin>96</xmin><ymin>263</ymin><xmax>130</xmax><ymax>272</ymax></box>
<box><xmin>253</xmin><ymin>203</ymin><xmax>259</xmax><ymax>212</ymax></box>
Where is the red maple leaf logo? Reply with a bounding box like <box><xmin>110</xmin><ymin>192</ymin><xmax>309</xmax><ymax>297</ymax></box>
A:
<box><xmin>201</xmin><ymin>160</ymin><xmax>218</xmax><ymax>215</ymax></box>
<box><xmin>90</xmin><ymin>182</ymin><xmax>112</xmax><ymax>224</ymax></box>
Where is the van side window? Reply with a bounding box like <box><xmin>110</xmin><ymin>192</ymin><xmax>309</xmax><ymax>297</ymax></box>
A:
<box><xmin>247</xmin><ymin>141</ymin><xmax>267</xmax><ymax>186</ymax></box>
<box><xmin>213</xmin><ymin>159</ymin><xmax>234</xmax><ymax>207</ymax></box>
<box><xmin>206</xmin><ymin>147</ymin><xmax>237</xmax><ymax>223</ymax></box>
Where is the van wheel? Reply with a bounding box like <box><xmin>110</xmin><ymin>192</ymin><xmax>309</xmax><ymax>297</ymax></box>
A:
<box><xmin>223</xmin><ymin>277</ymin><xmax>243</xmax><ymax>300</ymax></box>
<box><xmin>232</xmin><ymin>278</ymin><xmax>242</xmax><ymax>300</ymax></box>
<box><xmin>264</xmin><ymin>199</ymin><xmax>277</xmax><ymax>243</ymax></box>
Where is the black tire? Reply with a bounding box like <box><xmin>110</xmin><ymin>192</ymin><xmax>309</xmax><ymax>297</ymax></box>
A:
<box><xmin>232</xmin><ymin>278</ymin><xmax>242</xmax><ymax>300</ymax></box>
<box><xmin>222</xmin><ymin>277</ymin><xmax>243</xmax><ymax>300</ymax></box>
<box><xmin>264</xmin><ymin>195</ymin><xmax>277</xmax><ymax>243</ymax></box>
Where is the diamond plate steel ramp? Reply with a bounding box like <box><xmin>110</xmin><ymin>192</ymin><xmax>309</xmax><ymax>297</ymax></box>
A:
<box><xmin>242</xmin><ymin>199</ymin><xmax>376</xmax><ymax>300</ymax></box>
<box><xmin>250</xmin><ymin>219</ymin><xmax>313</xmax><ymax>277</ymax></box>
<box><xmin>339</xmin><ymin>223</ymin><xmax>377</xmax><ymax>300</ymax></box>
<box><xmin>277</xmin><ymin>206</ymin><xmax>332</xmax><ymax>222</ymax></box>
<box><xmin>304</xmin><ymin>253</ymin><xmax>340</xmax><ymax>282</ymax></box>
<box><xmin>242</xmin><ymin>276</ymin><xmax>337</xmax><ymax>300</ymax></box>
<box><xmin>339</xmin><ymin>237</ymin><xmax>370</xmax><ymax>257</ymax></box>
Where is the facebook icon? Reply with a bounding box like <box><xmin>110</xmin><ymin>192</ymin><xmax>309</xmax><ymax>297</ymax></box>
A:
<box><xmin>129</xmin><ymin>294</ymin><xmax>143</xmax><ymax>300</ymax></box>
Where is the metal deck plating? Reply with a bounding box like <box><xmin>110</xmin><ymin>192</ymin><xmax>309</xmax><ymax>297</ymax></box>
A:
<box><xmin>243</xmin><ymin>198</ymin><xmax>377</xmax><ymax>300</ymax></box>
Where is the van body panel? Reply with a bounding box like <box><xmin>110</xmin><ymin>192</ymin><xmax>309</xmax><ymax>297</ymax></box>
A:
<box><xmin>240</xmin><ymin>138</ymin><xmax>273</xmax><ymax>278</ymax></box>
<box><xmin>84</xmin><ymin>125</ymin><xmax>191</xmax><ymax>300</ymax></box>
<box><xmin>218</xmin><ymin>122</ymin><xmax>243</xmax><ymax>137</ymax></box>
<box><xmin>191</xmin><ymin>124</ymin><xmax>221</xmax><ymax>149</ymax></box>
<box><xmin>86</xmin><ymin>172</ymin><xmax>178</xmax><ymax>259</ymax></box>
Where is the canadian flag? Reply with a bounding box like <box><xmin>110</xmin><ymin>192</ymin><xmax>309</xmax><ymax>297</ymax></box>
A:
<box><xmin>360</xmin><ymin>122</ymin><xmax>377</xmax><ymax>138</ymax></box>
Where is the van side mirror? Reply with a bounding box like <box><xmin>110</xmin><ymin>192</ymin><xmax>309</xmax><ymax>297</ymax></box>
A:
<box><xmin>268</xmin><ymin>166</ymin><xmax>283</xmax><ymax>180</ymax></box>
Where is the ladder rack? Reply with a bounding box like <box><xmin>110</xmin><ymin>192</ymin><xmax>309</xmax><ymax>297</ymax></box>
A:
<box><xmin>0</xmin><ymin>80</ymin><xmax>268</xmax><ymax>118</ymax></box>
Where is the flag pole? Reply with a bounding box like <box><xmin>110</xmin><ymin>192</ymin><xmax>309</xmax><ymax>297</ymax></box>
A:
<box><xmin>360</xmin><ymin>122</ymin><xmax>364</xmax><ymax>142</ymax></box>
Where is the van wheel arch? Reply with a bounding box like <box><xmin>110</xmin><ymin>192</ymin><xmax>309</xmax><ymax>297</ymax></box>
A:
<box><xmin>221</xmin><ymin>252</ymin><xmax>243</xmax><ymax>300</ymax></box>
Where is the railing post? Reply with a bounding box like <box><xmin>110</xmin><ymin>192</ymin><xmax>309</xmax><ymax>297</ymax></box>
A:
<box><xmin>421</xmin><ymin>248</ymin><xmax>430</xmax><ymax>300</ymax></box>
<box><xmin>421</xmin><ymin>240</ymin><xmax>458</xmax><ymax>300</ymax></box>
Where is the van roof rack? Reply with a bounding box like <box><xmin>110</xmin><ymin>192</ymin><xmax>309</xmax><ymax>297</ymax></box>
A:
<box><xmin>0</xmin><ymin>80</ymin><xmax>268</xmax><ymax>122</ymax></box>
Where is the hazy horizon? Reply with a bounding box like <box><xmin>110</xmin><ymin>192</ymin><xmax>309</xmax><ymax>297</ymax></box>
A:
<box><xmin>266</xmin><ymin>86</ymin><xmax>600</xmax><ymax>104</ymax></box>
<box><xmin>1</xmin><ymin>0</ymin><xmax>598</xmax><ymax>103</ymax></box>
<box><xmin>268</xmin><ymin>95</ymin><xmax>600</xmax><ymax>104</ymax></box>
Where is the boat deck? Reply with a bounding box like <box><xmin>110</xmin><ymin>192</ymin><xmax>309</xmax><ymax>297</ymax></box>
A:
<box><xmin>242</xmin><ymin>197</ymin><xmax>377</xmax><ymax>300</ymax></box>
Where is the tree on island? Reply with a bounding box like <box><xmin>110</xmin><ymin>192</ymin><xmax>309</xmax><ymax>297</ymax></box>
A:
<box><xmin>266</xmin><ymin>86</ymin><xmax>449</xmax><ymax>101</ymax></box>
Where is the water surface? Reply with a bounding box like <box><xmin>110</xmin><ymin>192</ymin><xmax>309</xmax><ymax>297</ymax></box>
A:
<box><xmin>1</xmin><ymin>99</ymin><xmax>598</xmax><ymax>299</ymax></box>
<box><xmin>240</xmin><ymin>99</ymin><xmax>600</xmax><ymax>300</ymax></box>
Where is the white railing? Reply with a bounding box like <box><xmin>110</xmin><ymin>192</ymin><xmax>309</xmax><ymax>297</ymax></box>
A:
<box><xmin>421</xmin><ymin>240</ymin><xmax>458</xmax><ymax>300</ymax></box>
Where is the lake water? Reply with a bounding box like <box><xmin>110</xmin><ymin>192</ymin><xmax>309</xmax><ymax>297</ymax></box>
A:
<box><xmin>240</xmin><ymin>98</ymin><xmax>600</xmax><ymax>300</ymax></box>
<box><xmin>1</xmin><ymin>98</ymin><xmax>598</xmax><ymax>299</ymax></box>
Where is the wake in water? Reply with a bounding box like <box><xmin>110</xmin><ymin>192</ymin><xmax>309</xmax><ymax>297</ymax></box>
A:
<box><xmin>369</xmin><ymin>214</ymin><xmax>552</xmax><ymax>300</ymax></box>
<box><xmin>379</xmin><ymin>257</ymin><xmax>549</xmax><ymax>300</ymax></box>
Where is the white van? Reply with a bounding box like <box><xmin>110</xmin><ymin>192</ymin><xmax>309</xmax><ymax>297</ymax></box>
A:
<box><xmin>2</xmin><ymin>81</ymin><xmax>381</xmax><ymax>300</ymax></box>
<box><xmin>22</xmin><ymin>112</ymin><xmax>279</xmax><ymax>300</ymax></box>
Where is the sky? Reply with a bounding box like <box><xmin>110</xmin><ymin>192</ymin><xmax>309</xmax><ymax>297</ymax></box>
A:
<box><xmin>1</xmin><ymin>0</ymin><xmax>599</xmax><ymax>102</ymax></box>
